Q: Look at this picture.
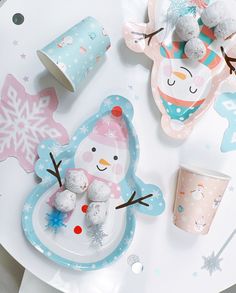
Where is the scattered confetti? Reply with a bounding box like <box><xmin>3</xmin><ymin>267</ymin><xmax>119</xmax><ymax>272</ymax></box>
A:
<box><xmin>155</xmin><ymin>268</ymin><xmax>161</xmax><ymax>276</ymax></box>
<box><xmin>127</xmin><ymin>254</ymin><xmax>144</xmax><ymax>274</ymax></box>
<box><xmin>23</xmin><ymin>76</ymin><xmax>29</xmax><ymax>82</ymax></box>
<box><xmin>12</xmin><ymin>13</ymin><xmax>24</xmax><ymax>25</ymax></box>
<box><xmin>20</xmin><ymin>53</ymin><xmax>26</xmax><ymax>59</ymax></box>
<box><xmin>202</xmin><ymin>229</ymin><xmax>236</xmax><ymax>275</ymax></box>
<box><xmin>12</xmin><ymin>40</ymin><xmax>18</xmax><ymax>46</ymax></box>
<box><xmin>229</xmin><ymin>186</ymin><xmax>234</xmax><ymax>192</ymax></box>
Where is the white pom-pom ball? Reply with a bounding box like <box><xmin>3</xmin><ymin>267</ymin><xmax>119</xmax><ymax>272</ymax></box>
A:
<box><xmin>65</xmin><ymin>170</ymin><xmax>89</xmax><ymax>194</ymax></box>
<box><xmin>214</xmin><ymin>18</ymin><xmax>236</xmax><ymax>40</ymax></box>
<box><xmin>54</xmin><ymin>190</ymin><xmax>76</xmax><ymax>213</ymax></box>
<box><xmin>176</xmin><ymin>15</ymin><xmax>200</xmax><ymax>41</ymax></box>
<box><xmin>86</xmin><ymin>202</ymin><xmax>108</xmax><ymax>226</ymax></box>
<box><xmin>201</xmin><ymin>1</ymin><xmax>226</xmax><ymax>28</ymax></box>
<box><xmin>87</xmin><ymin>180</ymin><xmax>111</xmax><ymax>202</ymax></box>
<box><xmin>184</xmin><ymin>38</ymin><xmax>206</xmax><ymax>60</ymax></box>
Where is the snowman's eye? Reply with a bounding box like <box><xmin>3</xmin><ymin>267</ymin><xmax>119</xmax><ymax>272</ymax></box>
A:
<box><xmin>189</xmin><ymin>86</ymin><xmax>197</xmax><ymax>94</ymax></box>
<box><xmin>167</xmin><ymin>79</ymin><xmax>175</xmax><ymax>86</ymax></box>
<box><xmin>113</xmin><ymin>155</ymin><xmax>118</xmax><ymax>160</ymax></box>
<box><xmin>91</xmin><ymin>147</ymin><xmax>96</xmax><ymax>152</ymax></box>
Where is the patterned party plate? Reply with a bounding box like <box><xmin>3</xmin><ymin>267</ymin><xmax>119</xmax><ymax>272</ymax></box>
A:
<box><xmin>22</xmin><ymin>95</ymin><xmax>165</xmax><ymax>270</ymax></box>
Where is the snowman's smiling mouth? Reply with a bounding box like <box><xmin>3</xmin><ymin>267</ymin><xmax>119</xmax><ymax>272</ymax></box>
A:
<box><xmin>96</xmin><ymin>165</ymin><xmax>107</xmax><ymax>172</ymax></box>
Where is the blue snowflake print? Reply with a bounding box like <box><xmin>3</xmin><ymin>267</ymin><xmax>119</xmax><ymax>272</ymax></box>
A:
<box><xmin>46</xmin><ymin>209</ymin><xmax>67</xmax><ymax>232</ymax></box>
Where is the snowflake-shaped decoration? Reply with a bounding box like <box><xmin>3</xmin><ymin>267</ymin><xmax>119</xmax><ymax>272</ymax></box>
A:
<box><xmin>87</xmin><ymin>224</ymin><xmax>107</xmax><ymax>247</ymax></box>
<box><xmin>201</xmin><ymin>252</ymin><xmax>222</xmax><ymax>275</ymax></box>
<box><xmin>167</xmin><ymin>0</ymin><xmax>198</xmax><ymax>26</ymax></box>
<box><xmin>0</xmin><ymin>74</ymin><xmax>69</xmax><ymax>172</ymax></box>
<box><xmin>46</xmin><ymin>209</ymin><xmax>67</xmax><ymax>232</ymax></box>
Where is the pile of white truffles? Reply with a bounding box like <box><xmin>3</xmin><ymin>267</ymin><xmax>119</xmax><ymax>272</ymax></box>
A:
<box><xmin>54</xmin><ymin>170</ymin><xmax>111</xmax><ymax>226</ymax></box>
<box><xmin>201</xmin><ymin>1</ymin><xmax>236</xmax><ymax>40</ymax></box>
<box><xmin>175</xmin><ymin>1</ymin><xmax>236</xmax><ymax>61</ymax></box>
<box><xmin>176</xmin><ymin>15</ymin><xmax>206</xmax><ymax>60</ymax></box>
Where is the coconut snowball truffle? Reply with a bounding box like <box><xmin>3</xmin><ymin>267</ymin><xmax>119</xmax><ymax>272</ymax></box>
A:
<box><xmin>201</xmin><ymin>1</ymin><xmax>226</xmax><ymax>28</ymax></box>
<box><xmin>184</xmin><ymin>38</ymin><xmax>206</xmax><ymax>60</ymax></box>
<box><xmin>215</xmin><ymin>18</ymin><xmax>236</xmax><ymax>40</ymax></box>
<box><xmin>65</xmin><ymin>169</ymin><xmax>89</xmax><ymax>194</ymax></box>
<box><xmin>86</xmin><ymin>202</ymin><xmax>108</xmax><ymax>226</ymax></box>
<box><xmin>54</xmin><ymin>190</ymin><xmax>76</xmax><ymax>213</ymax></box>
<box><xmin>176</xmin><ymin>15</ymin><xmax>200</xmax><ymax>41</ymax></box>
<box><xmin>87</xmin><ymin>180</ymin><xmax>111</xmax><ymax>202</ymax></box>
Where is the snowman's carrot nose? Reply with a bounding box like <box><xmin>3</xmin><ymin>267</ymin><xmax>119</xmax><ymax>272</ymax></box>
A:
<box><xmin>173</xmin><ymin>71</ymin><xmax>187</xmax><ymax>80</ymax></box>
<box><xmin>99</xmin><ymin>159</ymin><xmax>111</xmax><ymax>166</ymax></box>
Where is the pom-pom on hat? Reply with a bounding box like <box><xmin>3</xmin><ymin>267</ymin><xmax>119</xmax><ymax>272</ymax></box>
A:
<box><xmin>160</xmin><ymin>20</ymin><xmax>221</xmax><ymax>69</ymax></box>
<box><xmin>89</xmin><ymin>106</ymin><xmax>129</xmax><ymax>149</ymax></box>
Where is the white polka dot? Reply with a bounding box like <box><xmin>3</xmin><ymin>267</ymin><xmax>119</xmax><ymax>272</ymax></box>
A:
<box><xmin>168</xmin><ymin>102</ymin><xmax>172</xmax><ymax>105</ymax></box>
<box><xmin>179</xmin><ymin>117</ymin><xmax>184</xmax><ymax>121</ymax></box>
<box><xmin>166</xmin><ymin>109</ymin><xmax>169</xmax><ymax>113</ymax></box>
<box><xmin>176</xmin><ymin>108</ymin><xmax>181</xmax><ymax>113</ymax></box>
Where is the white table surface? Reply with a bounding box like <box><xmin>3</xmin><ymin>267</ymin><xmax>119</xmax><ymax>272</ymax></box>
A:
<box><xmin>0</xmin><ymin>0</ymin><xmax>236</xmax><ymax>293</ymax></box>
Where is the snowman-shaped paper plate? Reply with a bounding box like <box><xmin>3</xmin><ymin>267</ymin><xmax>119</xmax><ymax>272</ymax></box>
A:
<box><xmin>124</xmin><ymin>0</ymin><xmax>236</xmax><ymax>139</ymax></box>
<box><xmin>22</xmin><ymin>95</ymin><xmax>165</xmax><ymax>271</ymax></box>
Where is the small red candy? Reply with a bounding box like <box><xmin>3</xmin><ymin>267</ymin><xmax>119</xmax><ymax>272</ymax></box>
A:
<box><xmin>74</xmin><ymin>225</ymin><xmax>82</xmax><ymax>234</ymax></box>
<box><xmin>81</xmin><ymin>204</ymin><xmax>88</xmax><ymax>213</ymax></box>
<box><xmin>112</xmin><ymin>106</ymin><xmax>122</xmax><ymax>117</ymax></box>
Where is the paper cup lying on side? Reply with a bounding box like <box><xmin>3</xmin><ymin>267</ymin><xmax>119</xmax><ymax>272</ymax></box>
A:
<box><xmin>37</xmin><ymin>16</ymin><xmax>111</xmax><ymax>92</ymax></box>
<box><xmin>173</xmin><ymin>165</ymin><xmax>230</xmax><ymax>235</ymax></box>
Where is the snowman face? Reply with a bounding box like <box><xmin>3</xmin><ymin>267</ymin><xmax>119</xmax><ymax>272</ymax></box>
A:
<box><xmin>158</xmin><ymin>59</ymin><xmax>212</xmax><ymax>102</ymax></box>
<box><xmin>74</xmin><ymin>137</ymin><xmax>130</xmax><ymax>183</ymax></box>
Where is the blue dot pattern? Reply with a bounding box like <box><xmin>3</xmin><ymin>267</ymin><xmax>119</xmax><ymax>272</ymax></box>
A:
<box><xmin>39</xmin><ymin>16</ymin><xmax>110</xmax><ymax>91</ymax></box>
<box><xmin>161</xmin><ymin>96</ymin><xmax>201</xmax><ymax>121</ymax></box>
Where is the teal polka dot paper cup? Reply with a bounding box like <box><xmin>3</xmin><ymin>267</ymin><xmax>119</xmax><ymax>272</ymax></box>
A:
<box><xmin>37</xmin><ymin>16</ymin><xmax>111</xmax><ymax>92</ymax></box>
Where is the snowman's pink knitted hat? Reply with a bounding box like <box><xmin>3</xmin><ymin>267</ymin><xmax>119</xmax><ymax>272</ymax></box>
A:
<box><xmin>89</xmin><ymin>106</ymin><xmax>129</xmax><ymax>149</ymax></box>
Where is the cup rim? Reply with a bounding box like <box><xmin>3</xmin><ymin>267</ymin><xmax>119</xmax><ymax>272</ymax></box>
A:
<box><xmin>180</xmin><ymin>165</ymin><xmax>231</xmax><ymax>181</ymax></box>
<box><xmin>37</xmin><ymin>50</ymin><xmax>75</xmax><ymax>92</ymax></box>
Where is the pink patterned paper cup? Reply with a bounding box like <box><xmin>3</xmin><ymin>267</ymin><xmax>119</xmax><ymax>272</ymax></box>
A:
<box><xmin>173</xmin><ymin>166</ymin><xmax>231</xmax><ymax>235</ymax></box>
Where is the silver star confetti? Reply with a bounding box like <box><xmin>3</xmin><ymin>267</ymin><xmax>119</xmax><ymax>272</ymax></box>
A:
<box><xmin>202</xmin><ymin>229</ymin><xmax>236</xmax><ymax>275</ymax></box>
<box><xmin>87</xmin><ymin>224</ymin><xmax>107</xmax><ymax>247</ymax></box>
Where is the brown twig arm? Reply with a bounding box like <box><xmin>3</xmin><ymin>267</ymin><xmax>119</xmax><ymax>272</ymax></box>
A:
<box><xmin>115</xmin><ymin>191</ymin><xmax>153</xmax><ymax>210</ymax></box>
<box><xmin>221</xmin><ymin>46</ymin><xmax>236</xmax><ymax>75</ymax></box>
<box><xmin>46</xmin><ymin>152</ymin><xmax>62</xmax><ymax>187</ymax></box>
<box><xmin>131</xmin><ymin>27</ymin><xmax>164</xmax><ymax>45</ymax></box>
